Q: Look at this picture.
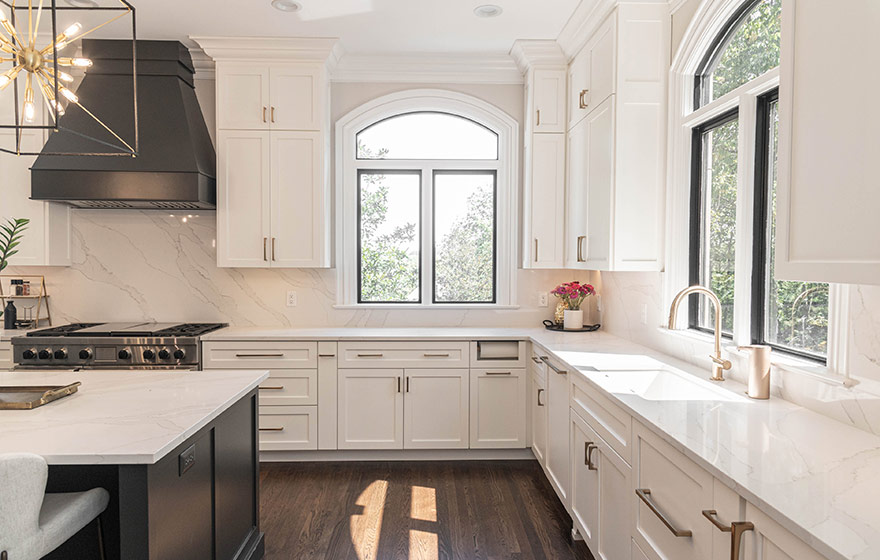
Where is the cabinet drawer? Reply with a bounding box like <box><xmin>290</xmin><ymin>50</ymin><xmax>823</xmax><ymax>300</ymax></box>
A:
<box><xmin>0</xmin><ymin>343</ymin><xmax>12</xmax><ymax>370</ymax></box>
<box><xmin>258</xmin><ymin>405</ymin><xmax>317</xmax><ymax>451</ymax></box>
<box><xmin>258</xmin><ymin>369</ymin><xmax>317</xmax><ymax>406</ymax></box>
<box><xmin>470</xmin><ymin>341</ymin><xmax>526</xmax><ymax>368</ymax></box>
<box><xmin>337</xmin><ymin>341</ymin><xmax>469</xmax><ymax>368</ymax></box>
<box><xmin>632</xmin><ymin>421</ymin><xmax>713</xmax><ymax>560</ymax></box>
<box><xmin>570</xmin><ymin>373</ymin><xmax>631</xmax><ymax>464</ymax></box>
<box><xmin>203</xmin><ymin>341</ymin><xmax>317</xmax><ymax>369</ymax></box>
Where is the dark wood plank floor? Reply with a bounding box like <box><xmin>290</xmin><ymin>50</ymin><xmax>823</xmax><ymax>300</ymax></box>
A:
<box><xmin>260</xmin><ymin>460</ymin><xmax>594</xmax><ymax>560</ymax></box>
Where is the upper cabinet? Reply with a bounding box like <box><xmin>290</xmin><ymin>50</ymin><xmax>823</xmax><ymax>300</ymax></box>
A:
<box><xmin>196</xmin><ymin>38</ymin><xmax>336</xmax><ymax>269</ymax></box>
<box><xmin>531</xmin><ymin>68</ymin><xmax>567</xmax><ymax>133</ymax></box>
<box><xmin>564</xmin><ymin>4</ymin><xmax>669</xmax><ymax>272</ymax></box>
<box><xmin>776</xmin><ymin>0</ymin><xmax>880</xmax><ymax>285</ymax></box>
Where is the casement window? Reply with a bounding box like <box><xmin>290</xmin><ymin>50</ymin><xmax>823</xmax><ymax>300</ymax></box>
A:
<box><xmin>682</xmin><ymin>0</ymin><xmax>829</xmax><ymax>361</ymax></box>
<box><xmin>337</xmin><ymin>91</ymin><xmax>517</xmax><ymax>308</ymax></box>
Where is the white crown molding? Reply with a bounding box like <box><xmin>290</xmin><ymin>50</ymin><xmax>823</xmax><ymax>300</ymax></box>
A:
<box><xmin>508</xmin><ymin>40</ymin><xmax>566</xmax><ymax>73</ymax></box>
<box><xmin>331</xmin><ymin>53</ymin><xmax>523</xmax><ymax>84</ymax></box>
<box><xmin>189</xmin><ymin>36</ymin><xmax>342</xmax><ymax>68</ymax></box>
<box><xmin>556</xmin><ymin>0</ymin><xmax>617</xmax><ymax>59</ymax></box>
<box><xmin>188</xmin><ymin>47</ymin><xmax>215</xmax><ymax>80</ymax></box>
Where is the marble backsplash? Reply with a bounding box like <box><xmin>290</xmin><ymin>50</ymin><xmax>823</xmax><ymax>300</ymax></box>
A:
<box><xmin>592</xmin><ymin>270</ymin><xmax>880</xmax><ymax>435</ymax></box>
<box><xmin>6</xmin><ymin>210</ymin><xmax>584</xmax><ymax>329</ymax></box>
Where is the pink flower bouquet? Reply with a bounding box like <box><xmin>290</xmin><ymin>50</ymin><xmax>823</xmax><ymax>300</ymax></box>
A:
<box><xmin>551</xmin><ymin>281</ymin><xmax>595</xmax><ymax>311</ymax></box>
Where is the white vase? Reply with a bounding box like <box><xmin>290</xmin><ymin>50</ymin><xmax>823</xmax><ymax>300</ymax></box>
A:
<box><xmin>563</xmin><ymin>309</ymin><xmax>583</xmax><ymax>330</ymax></box>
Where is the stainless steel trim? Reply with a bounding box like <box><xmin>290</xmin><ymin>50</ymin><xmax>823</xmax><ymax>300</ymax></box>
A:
<box><xmin>636</xmin><ymin>489</ymin><xmax>692</xmax><ymax>538</ymax></box>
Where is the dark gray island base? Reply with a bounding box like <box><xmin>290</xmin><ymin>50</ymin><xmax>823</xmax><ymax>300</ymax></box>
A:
<box><xmin>43</xmin><ymin>390</ymin><xmax>263</xmax><ymax>560</ymax></box>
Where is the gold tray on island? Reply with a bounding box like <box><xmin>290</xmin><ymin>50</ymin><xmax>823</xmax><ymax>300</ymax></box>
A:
<box><xmin>0</xmin><ymin>382</ymin><xmax>81</xmax><ymax>410</ymax></box>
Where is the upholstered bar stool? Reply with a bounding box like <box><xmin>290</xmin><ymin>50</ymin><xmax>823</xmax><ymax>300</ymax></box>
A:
<box><xmin>0</xmin><ymin>453</ymin><xmax>109</xmax><ymax>560</ymax></box>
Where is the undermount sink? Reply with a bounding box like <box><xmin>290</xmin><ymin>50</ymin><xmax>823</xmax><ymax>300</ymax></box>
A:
<box><xmin>591</xmin><ymin>368</ymin><xmax>744</xmax><ymax>402</ymax></box>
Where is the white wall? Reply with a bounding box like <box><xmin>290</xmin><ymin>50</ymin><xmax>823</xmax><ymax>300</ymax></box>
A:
<box><xmin>4</xmin><ymin>77</ymin><xmax>582</xmax><ymax>328</ymax></box>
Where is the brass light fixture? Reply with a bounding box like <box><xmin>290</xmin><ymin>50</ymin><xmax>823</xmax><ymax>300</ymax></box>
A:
<box><xmin>0</xmin><ymin>0</ymin><xmax>137</xmax><ymax>156</ymax></box>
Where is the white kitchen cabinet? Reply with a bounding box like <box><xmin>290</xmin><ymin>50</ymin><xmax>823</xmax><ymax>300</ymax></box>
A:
<box><xmin>0</xmin><ymin>340</ymin><xmax>12</xmax><ymax>370</ymax></box>
<box><xmin>542</xmin><ymin>352</ymin><xmax>571</xmax><ymax>507</ymax></box>
<box><xmin>568</xmin><ymin>14</ymin><xmax>616</xmax><ymax>130</ymax></box>
<box><xmin>216</xmin><ymin>129</ymin><xmax>328</xmax><ymax>268</ymax></box>
<box><xmin>338</xmin><ymin>368</ymin><xmax>404</xmax><ymax>450</ymax></box>
<box><xmin>523</xmin><ymin>133</ymin><xmax>566</xmax><ymax>268</ymax></box>
<box><xmin>404</xmin><ymin>368</ymin><xmax>469</xmax><ymax>449</ymax></box>
<box><xmin>317</xmin><ymin>341</ymin><xmax>338</xmax><ymax>450</ymax></box>
<box><xmin>530</xmin><ymin>356</ymin><xmax>548</xmax><ymax>466</ymax></box>
<box><xmin>776</xmin><ymin>0</ymin><xmax>880</xmax><ymax>285</ymax></box>
<box><xmin>0</xmin><ymin>129</ymin><xmax>70</xmax><ymax>267</ymax></box>
<box><xmin>469</xmin><ymin>368</ymin><xmax>526</xmax><ymax>449</ymax></box>
<box><xmin>257</xmin><ymin>369</ymin><xmax>317</xmax><ymax>406</ymax></box>
<box><xmin>742</xmin><ymin>502</ymin><xmax>825</xmax><ymax>560</ymax></box>
<box><xmin>259</xmin><ymin>405</ymin><xmax>318</xmax><ymax>451</ymax></box>
<box><xmin>564</xmin><ymin>3</ymin><xmax>668</xmax><ymax>272</ymax></box>
<box><xmin>217</xmin><ymin>63</ymin><xmax>323</xmax><ymax>131</ymax></box>
<box><xmin>531</xmin><ymin>68</ymin><xmax>566</xmax><ymax>133</ymax></box>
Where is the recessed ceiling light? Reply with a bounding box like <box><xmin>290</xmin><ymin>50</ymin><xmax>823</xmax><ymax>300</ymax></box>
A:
<box><xmin>271</xmin><ymin>0</ymin><xmax>302</xmax><ymax>12</ymax></box>
<box><xmin>65</xmin><ymin>0</ymin><xmax>99</xmax><ymax>7</ymax></box>
<box><xmin>474</xmin><ymin>4</ymin><xmax>503</xmax><ymax>18</ymax></box>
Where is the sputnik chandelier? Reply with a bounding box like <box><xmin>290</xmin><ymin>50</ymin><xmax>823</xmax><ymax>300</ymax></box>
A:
<box><xmin>0</xmin><ymin>0</ymin><xmax>136</xmax><ymax>156</ymax></box>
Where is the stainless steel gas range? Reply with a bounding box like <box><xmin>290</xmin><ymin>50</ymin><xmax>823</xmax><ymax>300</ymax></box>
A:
<box><xmin>12</xmin><ymin>322</ymin><xmax>228</xmax><ymax>370</ymax></box>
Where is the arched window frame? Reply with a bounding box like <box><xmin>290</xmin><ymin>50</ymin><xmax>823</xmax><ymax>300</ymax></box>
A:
<box><xmin>335</xmin><ymin>89</ymin><xmax>519</xmax><ymax>308</ymax></box>
<box><xmin>665</xmin><ymin>0</ymin><xmax>847</xmax><ymax>372</ymax></box>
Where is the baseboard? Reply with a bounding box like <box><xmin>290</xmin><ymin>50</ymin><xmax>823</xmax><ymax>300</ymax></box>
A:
<box><xmin>260</xmin><ymin>448</ymin><xmax>536</xmax><ymax>462</ymax></box>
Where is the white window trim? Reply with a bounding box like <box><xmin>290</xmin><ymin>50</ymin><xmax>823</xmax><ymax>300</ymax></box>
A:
<box><xmin>664</xmin><ymin>0</ymin><xmax>850</xmax><ymax>379</ymax></box>
<box><xmin>334</xmin><ymin>89</ymin><xmax>519</xmax><ymax>308</ymax></box>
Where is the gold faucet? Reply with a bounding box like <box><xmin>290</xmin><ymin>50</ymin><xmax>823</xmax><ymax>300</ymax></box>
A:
<box><xmin>668</xmin><ymin>285</ymin><xmax>732</xmax><ymax>381</ymax></box>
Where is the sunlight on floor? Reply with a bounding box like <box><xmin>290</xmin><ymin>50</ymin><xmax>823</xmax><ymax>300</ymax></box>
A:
<box><xmin>410</xmin><ymin>485</ymin><xmax>437</xmax><ymax>522</ymax></box>
<box><xmin>409</xmin><ymin>530</ymin><xmax>439</xmax><ymax>560</ymax></box>
<box><xmin>350</xmin><ymin>479</ymin><xmax>388</xmax><ymax>560</ymax></box>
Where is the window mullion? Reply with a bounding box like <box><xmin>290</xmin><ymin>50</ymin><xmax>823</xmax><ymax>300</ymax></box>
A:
<box><xmin>422</xmin><ymin>167</ymin><xmax>433</xmax><ymax>304</ymax></box>
<box><xmin>734</xmin><ymin>93</ymin><xmax>758</xmax><ymax>346</ymax></box>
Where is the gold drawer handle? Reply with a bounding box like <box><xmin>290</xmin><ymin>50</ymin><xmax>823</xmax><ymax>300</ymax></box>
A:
<box><xmin>578</xmin><ymin>89</ymin><xmax>590</xmax><ymax>109</ymax></box>
<box><xmin>318</xmin><ymin>353</ymin><xmax>336</xmax><ymax>358</ymax></box>
<box><xmin>259</xmin><ymin>386</ymin><xmax>284</xmax><ymax>390</ymax></box>
<box><xmin>585</xmin><ymin>442</ymin><xmax>598</xmax><ymax>470</ymax></box>
<box><xmin>259</xmin><ymin>427</ymin><xmax>284</xmax><ymax>432</ymax></box>
<box><xmin>540</xmin><ymin>356</ymin><xmax>566</xmax><ymax>374</ymax></box>
<box><xmin>636</xmin><ymin>489</ymin><xmax>692</xmax><ymax>538</ymax></box>
<box><xmin>235</xmin><ymin>353</ymin><xmax>284</xmax><ymax>358</ymax></box>
<box><xmin>486</xmin><ymin>371</ymin><xmax>512</xmax><ymax>375</ymax></box>
<box><xmin>702</xmin><ymin>510</ymin><xmax>754</xmax><ymax>560</ymax></box>
<box><xmin>531</xmin><ymin>356</ymin><xmax>543</xmax><ymax>364</ymax></box>
<box><xmin>357</xmin><ymin>352</ymin><xmax>384</xmax><ymax>357</ymax></box>
<box><xmin>423</xmin><ymin>353</ymin><xmax>450</xmax><ymax>357</ymax></box>
<box><xmin>537</xmin><ymin>388</ymin><xmax>545</xmax><ymax>406</ymax></box>
<box><xmin>577</xmin><ymin>235</ymin><xmax>587</xmax><ymax>262</ymax></box>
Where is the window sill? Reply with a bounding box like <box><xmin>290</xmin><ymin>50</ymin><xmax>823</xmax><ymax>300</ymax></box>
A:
<box><xmin>333</xmin><ymin>304</ymin><xmax>521</xmax><ymax>310</ymax></box>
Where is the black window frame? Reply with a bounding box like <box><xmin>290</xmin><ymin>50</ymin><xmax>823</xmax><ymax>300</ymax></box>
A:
<box><xmin>688</xmin><ymin>108</ymin><xmax>739</xmax><ymax>338</ymax></box>
<box><xmin>750</xmin><ymin>88</ymin><xmax>827</xmax><ymax>364</ymax></box>
<box><xmin>431</xmin><ymin>169</ymin><xmax>498</xmax><ymax>305</ymax></box>
<box><xmin>356</xmin><ymin>169</ymin><xmax>423</xmax><ymax>304</ymax></box>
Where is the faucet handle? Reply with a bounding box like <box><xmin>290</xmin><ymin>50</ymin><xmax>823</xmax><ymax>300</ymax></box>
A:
<box><xmin>709</xmin><ymin>354</ymin><xmax>732</xmax><ymax>370</ymax></box>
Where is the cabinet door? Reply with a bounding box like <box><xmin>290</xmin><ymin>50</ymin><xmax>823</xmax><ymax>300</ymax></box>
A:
<box><xmin>742</xmin><ymin>502</ymin><xmax>825</xmax><ymax>560</ymax></box>
<box><xmin>338</xmin><ymin>369</ymin><xmax>404</xmax><ymax>449</ymax></box>
<box><xmin>269</xmin><ymin>131</ymin><xmax>328</xmax><ymax>267</ymax></box>
<box><xmin>532</xmin><ymin>68</ymin><xmax>566</xmax><ymax>133</ymax></box>
<box><xmin>531</xmin><ymin>371</ymin><xmax>548</xmax><ymax>465</ymax></box>
<box><xmin>568</xmin><ymin>47</ymin><xmax>590</xmax><ymax>130</ymax></box>
<box><xmin>776</xmin><ymin>0</ymin><xmax>880</xmax><ymax>284</ymax></box>
<box><xmin>524</xmin><ymin>133</ymin><xmax>566</xmax><ymax>268</ymax></box>
<box><xmin>258</xmin><ymin>405</ymin><xmax>318</xmax><ymax>451</ymax></box>
<box><xmin>269</xmin><ymin>65</ymin><xmax>322</xmax><ymax>131</ymax></box>
<box><xmin>404</xmin><ymin>368</ymin><xmax>469</xmax><ymax>449</ymax></box>
<box><xmin>584</xmin><ymin>96</ymin><xmax>615</xmax><ymax>270</ymax></box>
<box><xmin>217</xmin><ymin>130</ymin><xmax>271</xmax><ymax>267</ymax></box>
<box><xmin>565</xmin><ymin>117</ymin><xmax>589</xmax><ymax>268</ymax></box>
<box><xmin>470</xmin><ymin>368</ymin><xmax>526</xmax><ymax>449</ymax></box>
<box><xmin>595</xmin><ymin>431</ymin><xmax>631</xmax><ymax>560</ymax></box>
<box><xmin>568</xmin><ymin>14</ymin><xmax>616</xmax><ymax>129</ymax></box>
<box><xmin>217</xmin><ymin>64</ymin><xmax>270</xmax><ymax>130</ymax></box>
<box><xmin>570</xmin><ymin>411</ymin><xmax>600</xmax><ymax>551</ymax></box>
<box><xmin>545</xmin><ymin>354</ymin><xmax>571</xmax><ymax>506</ymax></box>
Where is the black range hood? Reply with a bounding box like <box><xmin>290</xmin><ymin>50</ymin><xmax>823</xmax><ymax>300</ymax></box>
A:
<box><xmin>31</xmin><ymin>39</ymin><xmax>216</xmax><ymax>210</ymax></box>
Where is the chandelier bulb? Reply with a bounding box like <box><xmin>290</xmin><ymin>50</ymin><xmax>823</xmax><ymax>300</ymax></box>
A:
<box><xmin>59</xmin><ymin>86</ymin><xmax>78</xmax><ymax>103</ymax></box>
<box><xmin>62</xmin><ymin>22</ymin><xmax>82</xmax><ymax>38</ymax></box>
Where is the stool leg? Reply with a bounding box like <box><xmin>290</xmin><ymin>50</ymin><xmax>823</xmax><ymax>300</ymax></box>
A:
<box><xmin>97</xmin><ymin>516</ymin><xmax>106</xmax><ymax>560</ymax></box>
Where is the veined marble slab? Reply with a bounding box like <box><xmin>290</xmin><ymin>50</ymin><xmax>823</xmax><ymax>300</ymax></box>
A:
<box><xmin>0</xmin><ymin>369</ymin><xmax>267</xmax><ymax>465</ymax></box>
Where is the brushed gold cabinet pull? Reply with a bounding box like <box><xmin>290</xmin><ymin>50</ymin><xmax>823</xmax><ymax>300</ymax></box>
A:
<box><xmin>534</xmin><ymin>238</ymin><xmax>539</xmax><ymax>262</ymax></box>
<box><xmin>537</xmin><ymin>388</ymin><xmax>545</xmax><ymax>406</ymax></box>
<box><xmin>486</xmin><ymin>371</ymin><xmax>512</xmax><ymax>375</ymax></box>
<box><xmin>262</xmin><ymin>107</ymin><xmax>267</xmax><ymax>123</ymax></box>
<box><xmin>579</xmin><ymin>89</ymin><xmax>590</xmax><ymax>109</ymax></box>
<box><xmin>397</xmin><ymin>377</ymin><xmax>401</xmax><ymax>393</ymax></box>
<box><xmin>531</xmin><ymin>356</ymin><xmax>543</xmax><ymax>364</ymax></box>
<box><xmin>271</xmin><ymin>106</ymin><xmax>275</xmax><ymax>123</ymax></box>
<box><xmin>536</xmin><ymin>109</ymin><xmax>541</xmax><ymax>126</ymax></box>
<box><xmin>702</xmin><ymin>510</ymin><xmax>754</xmax><ymax>560</ymax></box>
<box><xmin>577</xmin><ymin>235</ymin><xmax>587</xmax><ymax>262</ymax></box>
<box><xmin>235</xmin><ymin>353</ymin><xmax>284</xmax><ymax>358</ymax></box>
<box><xmin>263</xmin><ymin>237</ymin><xmax>268</xmax><ymax>261</ymax></box>
<box><xmin>406</xmin><ymin>376</ymin><xmax>410</xmax><ymax>392</ymax></box>
<box><xmin>357</xmin><ymin>352</ymin><xmax>384</xmax><ymax>358</ymax></box>
<box><xmin>259</xmin><ymin>427</ymin><xmax>283</xmax><ymax>432</ymax></box>
<box><xmin>318</xmin><ymin>353</ymin><xmax>336</xmax><ymax>358</ymax></box>
<box><xmin>272</xmin><ymin>237</ymin><xmax>276</xmax><ymax>261</ymax></box>
<box><xmin>636</xmin><ymin>489</ymin><xmax>692</xmax><ymax>538</ymax></box>
<box><xmin>423</xmin><ymin>352</ymin><xmax>450</xmax><ymax>357</ymax></box>
<box><xmin>585</xmin><ymin>442</ymin><xmax>598</xmax><ymax>470</ymax></box>
<box><xmin>540</xmin><ymin>356</ymin><xmax>566</xmax><ymax>375</ymax></box>
<box><xmin>259</xmin><ymin>386</ymin><xmax>284</xmax><ymax>390</ymax></box>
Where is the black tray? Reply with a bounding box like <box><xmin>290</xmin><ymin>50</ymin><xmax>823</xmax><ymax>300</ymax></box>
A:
<box><xmin>542</xmin><ymin>321</ymin><xmax>600</xmax><ymax>332</ymax></box>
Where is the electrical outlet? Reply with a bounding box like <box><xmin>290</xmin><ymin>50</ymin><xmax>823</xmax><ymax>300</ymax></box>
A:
<box><xmin>286</xmin><ymin>291</ymin><xmax>298</xmax><ymax>307</ymax></box>
<box><xmin>538</xmin><ymin>292</ymin><xmax>549</xmax><ymax>307</ymax></box>
<box><xmin>640</xmin><ymin>303</ymin><xmax>648</xmax><ymax>326</ymax></box>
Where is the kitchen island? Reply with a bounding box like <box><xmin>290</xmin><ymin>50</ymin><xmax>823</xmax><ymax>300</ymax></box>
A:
<box><xmin>0</xmin><ymin>369</ymin><xmax>268</xmax><ymax>560</ymax></box>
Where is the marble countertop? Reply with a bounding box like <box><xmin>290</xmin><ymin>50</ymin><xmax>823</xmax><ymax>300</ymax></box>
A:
<box><xmin>0</xmin><ymin>369</ymin><xmax>268</xmax><ymax>465</ymax></box>
<box><xmin>0</xmin><ymin>328</ymin><xmax>31</xmax><ymax>342</ymax></box>
<box><xmin>202</xmin><ymin>325</ymin><xmax>879</xmax><ymax>560</ymax></box>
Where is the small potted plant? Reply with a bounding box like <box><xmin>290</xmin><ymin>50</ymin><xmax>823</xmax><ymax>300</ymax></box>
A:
<box><xmin>551</xmin><ymin>281</ymin><xmax>595</xmax><ymax>330</ymax></box>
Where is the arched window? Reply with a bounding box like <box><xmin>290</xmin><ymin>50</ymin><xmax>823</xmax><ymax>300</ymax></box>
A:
<box><xmin>336</xmin><ymin>91</ymin><xmax>517</xmax><ymax>307</ymax></box>
<box><xmin>669</xmin><ymin>0</ymin><xmax>829</xmax><ymax>361</ymax></box>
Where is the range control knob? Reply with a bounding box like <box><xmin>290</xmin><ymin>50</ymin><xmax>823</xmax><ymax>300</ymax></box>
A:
<box><xmin>79</xmin><ymin>348</ymin><xmax>92</xmax><ymax>360</ymax></box>
<box><xmin>173</xmin><ymin>349</ymin><xmax>186</xmax><ymax>360</ymax></box>
<box><xmin>54</xmin><ymin>349</ymin><xmax>68</xmax><ymax>360</ymax></box>
<box><xmin>143</xmin><ymin>349</ymin><xmax>156</xmax><ymax>360</ymax></box>
<box><xmin>158</xmin><ymin>348</ymin><xmax>171</xmax><ymax>360</ymax></box>
<box><xmin>22</xmin><ymin>348</ymin><xmax>36</xmax><ymax>360</ymax></box>
<box><xmin>118</xmin><ymin>348</ymin><xmax>132</xmax><ymax>360</ymax></box>
<box><xmin>38</xmin><ymin>349</ymin><xmax>52</xmax><ymax>360</ymax></box>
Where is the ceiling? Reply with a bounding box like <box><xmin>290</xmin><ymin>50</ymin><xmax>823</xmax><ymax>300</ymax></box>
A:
<box><xmin>124</xmin><ymin>0</ymin><xmax>582</xmax><ymax>54</ymax></box>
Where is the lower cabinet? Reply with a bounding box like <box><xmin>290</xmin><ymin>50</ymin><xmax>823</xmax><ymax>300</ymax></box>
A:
<box><xmin>544</xmin><ymin>352</ymin><xmax>571</xmax><ymax>506</ymax></box>
<box><xmin>258</xmin><ymin>405</ymin><xmax>318</xmax><ymax>450</ymax></box>
<box><xmin>405</xmin><ymin>368</ymin><xmax>469</xmax><ymax>449</ymax></box>
<box><xmin>531</xmin><ymin>366</ymin><xmax>548</xmax><ymax>465</ymax></box>
<box><xmin>469</xmin><ymin>368</ymin><xmax>526</xmax><ymax>448</ymax></box>
<box><xmin>0</xmin><ymin>340</ymin><xmax>12</xmax><ymax>370</ymax></box>
<box><xmin>743</xmin><ymin>502</ymin><xmax>826</xmax><ymax>560</ymax></box>
<box><xmin>338</xmin><ymin>368</ymin><xmax>404</xmax><ymax>450</ymax></box>
<box><xmin>570</xmin><ymin>409</ymin><xmax>631</xmax><ymax>560</ymax></box>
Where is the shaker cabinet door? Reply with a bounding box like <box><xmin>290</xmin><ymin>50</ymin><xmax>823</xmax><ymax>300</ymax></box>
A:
<box><xmin>217</xmin><ymin>64</ymin><xmax>270</xmax><ymax>130</ymax></box>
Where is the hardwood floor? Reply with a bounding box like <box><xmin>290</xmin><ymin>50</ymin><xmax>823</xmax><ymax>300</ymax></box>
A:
<box><xmin>260</xmin><ymin>460</ymin><xmax>594</xmax><ymax>560</ymax></box>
